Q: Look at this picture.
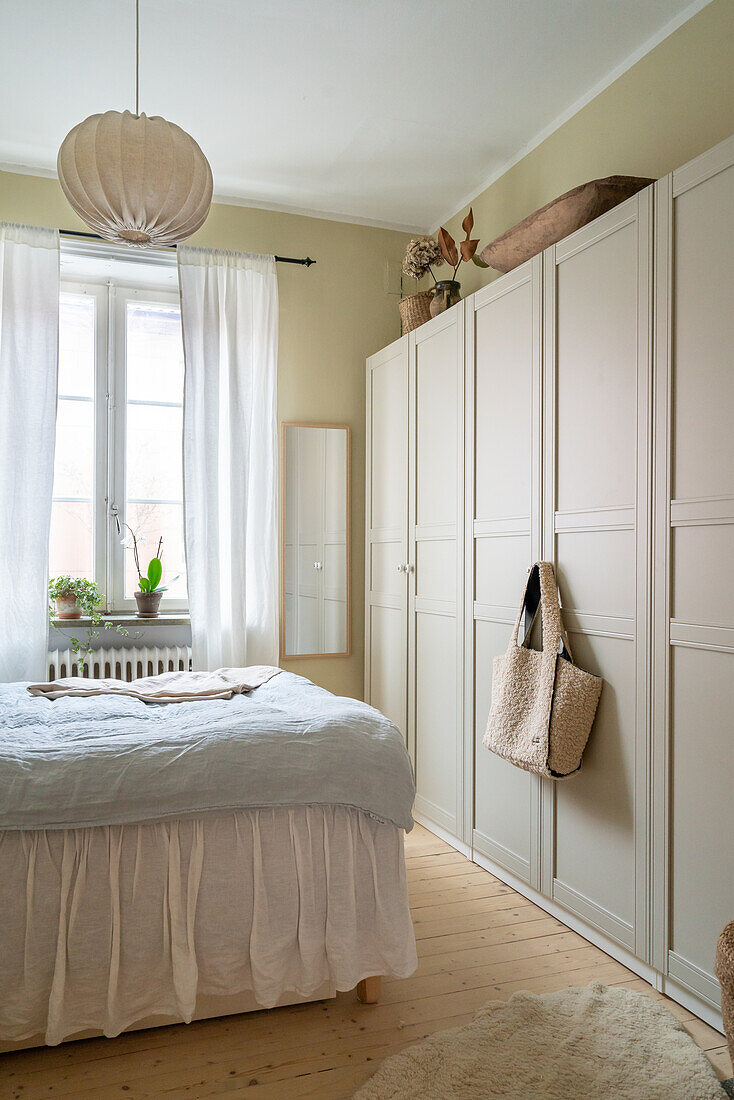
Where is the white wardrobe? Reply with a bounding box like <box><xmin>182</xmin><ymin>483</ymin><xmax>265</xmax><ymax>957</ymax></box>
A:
<box><xmin>365</xmin><ymin>307</ymin><xmax>465</xmax><ymax>840</ymax></box>
<box><xmin>365</xmin><ymin>133</ymin><xmax>734</xmax><ymax>1029</ymax></box>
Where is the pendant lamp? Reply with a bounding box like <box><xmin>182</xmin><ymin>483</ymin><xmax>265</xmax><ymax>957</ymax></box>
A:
<box><xmin>57</xmin><ymin>0</ymin><xmax>212</xmax><ymax>246</ymax></box>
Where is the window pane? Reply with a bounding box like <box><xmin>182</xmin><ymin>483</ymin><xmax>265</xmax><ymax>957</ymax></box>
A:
<box><xmin>59</xmin><ymin>293</ymin><xmax>95</xmax><ymax>398</ymax></box>
<box><xmin>126</xmin><ymin>404</ymin><xmax>183</xmax><ymax>500</ymax></box>
<box><xmin>124</xmin><ymin>297</ymin><xmax>186</xmax><ymax>603</ymax></box>
<box><xmin>126</xmin><ymin>302</ymin><xmax>184</xmax><ymax>403</ymax></box>
<box><xmin>53</xmin><ymin>398</ymin><xmax>94</xmax><ymax>499</ymax></box>
<box><xmin>51</xmin><ymin>292</ymin><xmax>96</xmax><ymax>587</ymax></box>
<box><xmin>125</xmin><ymin>502</ymin><xmax>187</xmax><ymax>599</ymax></box>
<box><xmin>49</xmin><ymin>501</ymin><xmax>93</xmax><ymax>581</ymax></box>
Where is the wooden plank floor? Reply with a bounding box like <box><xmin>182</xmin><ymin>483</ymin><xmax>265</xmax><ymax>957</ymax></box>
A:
<box><xmin>1</xmin><ymin>823</ymin><xmax>730</xmax><ymax>1099</ymax></box>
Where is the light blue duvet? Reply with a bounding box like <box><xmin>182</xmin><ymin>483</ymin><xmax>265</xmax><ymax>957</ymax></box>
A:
<box><xmin>0</xmin><ymin>672</ymin><xmax>415</xmax><ymax>832</ymax></box>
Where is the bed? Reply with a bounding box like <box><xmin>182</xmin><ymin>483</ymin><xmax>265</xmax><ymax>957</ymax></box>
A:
<box><xmin>0</xmin><ymin>670</ymin><xmax>417</xmax><ymax>1048</ymax></box>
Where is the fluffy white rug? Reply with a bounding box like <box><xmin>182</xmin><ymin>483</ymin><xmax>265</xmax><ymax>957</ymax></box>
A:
<box><xmin>354</xmin><ymin>982</ymin><xmax>725</xmax><ymax>1099</ymax></box>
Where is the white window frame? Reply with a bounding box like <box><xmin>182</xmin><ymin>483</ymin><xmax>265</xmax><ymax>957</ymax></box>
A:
<box><xmin>110</xmin><ymin>285</ymin><xmax>187</xmax><ymax>612</ymax></box>
<box><xmin>57</xmin><ymin>278</ymin><xmax>188</xmax><ymax>614</ymax></box>
<box><xmin>57</xmin><ymin>281</ymin><xmax>109</xmax><ymax>597</ymax></box>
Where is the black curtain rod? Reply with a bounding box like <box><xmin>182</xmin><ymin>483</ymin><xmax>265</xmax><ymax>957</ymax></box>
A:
<box><xmin>59</xmin><ymin>229</ymin><xmax>316</xmax><ymax>266</ymax></box>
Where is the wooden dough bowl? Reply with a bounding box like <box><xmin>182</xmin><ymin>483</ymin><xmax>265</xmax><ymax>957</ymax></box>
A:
<box><xmin>480</xmin><ymin>175</ymin><xmax>655</xmax><ymax>274</ymax></box>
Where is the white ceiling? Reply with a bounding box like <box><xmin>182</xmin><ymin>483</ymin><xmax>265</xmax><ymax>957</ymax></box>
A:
<box><xmin>0</xmin><ymin>0</ymin><xmax>707</xmax><ymax>231</ymax></box>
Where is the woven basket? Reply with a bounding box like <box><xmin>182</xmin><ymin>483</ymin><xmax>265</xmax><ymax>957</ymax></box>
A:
<box><xmin>715</xmin><ymin>921</ymin><xmax>734</xmax><ymax>1062</ymax></box>
<box><xmin>398</xmin><ymin>290</ymin><xmax>432</xmax><ymax>334</ymax></box>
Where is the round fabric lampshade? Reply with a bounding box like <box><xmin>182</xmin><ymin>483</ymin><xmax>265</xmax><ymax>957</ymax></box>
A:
<box><xmin>57</xmin><ymin>109</ymin><xmax>213</xmax><ymax>247</ymax></box>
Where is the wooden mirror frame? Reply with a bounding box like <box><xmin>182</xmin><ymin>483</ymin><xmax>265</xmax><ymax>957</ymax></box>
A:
<box><xmin>279</xmin><ymin>421</ymin><xmax>352</xmax><ymax>660</ymax></box>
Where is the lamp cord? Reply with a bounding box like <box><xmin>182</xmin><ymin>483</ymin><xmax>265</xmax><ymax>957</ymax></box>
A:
<box><xmin>135</xmin><ymin>0</ymin><xmax>140</xmax><ymax>116</ymax></box>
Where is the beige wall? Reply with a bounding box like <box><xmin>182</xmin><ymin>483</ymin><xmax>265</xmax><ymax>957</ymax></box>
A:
<box><xmin>441</xmin><ymin>0</ymin><xmax>734</xmax><ymax>297</ymax></box>
<box><xmin>0</xmin><ymin>171</ymin><xmax>410</xmax><ymax>699</ymax></box>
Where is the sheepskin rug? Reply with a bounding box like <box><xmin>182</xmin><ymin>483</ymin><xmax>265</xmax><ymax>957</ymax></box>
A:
<box><xmin>354</xmin><ymin>982</ymin><xmax>725</xmax><ymax>1099</ymax></box>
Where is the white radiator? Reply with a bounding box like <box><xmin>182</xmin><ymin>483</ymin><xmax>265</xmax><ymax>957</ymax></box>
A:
<box><xmin>46</xmin><ymin>644</ymin><xmax>193</xmax><ymax>682</ymax></box>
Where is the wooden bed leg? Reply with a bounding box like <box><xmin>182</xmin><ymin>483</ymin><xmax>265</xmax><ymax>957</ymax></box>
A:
<box><xmin>356</xmin><ymin>976</ymin><xmax>382</xmax><ymax>1004</ymax></box>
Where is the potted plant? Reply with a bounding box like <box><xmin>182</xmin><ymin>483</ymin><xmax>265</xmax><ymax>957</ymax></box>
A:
<box><xmin>121</xmin><ymin>527</ymin><xmax>176</xmax><ymax>618</ymax></box>
<box><xmin>431</xmin><ymin>209</ymin><xmax>482</xmax><ymax>318</ymax></box>
<box><xmin>399</xmin><ymin>210</ymin><xmax>484</xmax><ymax>328</ymax></box>
<box><xmin>399</xmin><ymin>235</ymin><xmax>445</xmax><ymax>333</ymax></box>
<box><xmin>48</xmin><ymin>576</ymin><xmax>129</xmax><ymax>660</ymax></box>
<box><xmin>49</xmin><ymin>576</ymin><xmax>103</xmax><ymax>620</ymax></box>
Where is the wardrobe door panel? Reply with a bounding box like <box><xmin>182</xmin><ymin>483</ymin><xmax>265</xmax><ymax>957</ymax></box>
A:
<box><xmin>416</xmin><ymin>323</ymin><xmax>459</xmax><ymax>527</ymax></box>
<box><xmin>544</xmin><ymin>191</ymin><xmax>652</xmax><ymax>959</ymax></box>
<box><xmin>365</xmin><ymin>338</ymin><xmax>409</xmax><ymax>737</ymax></box>
<box><xmin>474</xmin><ymin>535</ymin><xmax>531</xmax><ymax>610</ymax></box>
<box><xmin>652</xmin><ymin>138</ymin><xmax>734</xmax><ymax>1015</ymax></box>
<box><xmin>555</xmin><ymin>223</ymin><xmax>638</xmax><ymax>513</ymax></box>
<box><xmin>370</xmin><ymin>541</ymin><xmax>404</xmax><ymax>599</ymax></box>
<box><xmin>553</xmin><ymin>631</ymin><xmax>637</xmax><ymax>947</ymax></box>
<box><xmin>474</xmin><ymin>618</ymin><xmax>533</xmax><ymax>878</ymax></box>
<box><xmin>370</xmin><ymin>351</ymin><xmax>408</xmax><ymax>531</ymax></box>
<box><xmin>415</xmin><ymin>611</ymin><xmax>458</xmax><ymax>831</ymax></box>
<box><xmin>555</xmin><ymin>529</ymin><xmax>636</xmax><ymax>622</ymax></box>
<box><xmin>474</xmin><ymin>286</ymin><xmax>533</xmax><ymax>520</ymax></box>
<box><xmin>670</xmin><ymin>647</ymin><xmax>734</xmax><ymax>980</ymax></box>
<box><xmin>671</xmin><ymin>165</ymin><xmax>734</xmax><ymax>500</ymax></box>
<box><xmin>416</xmin><ymin>539</ymin><xmax>456</xmax><ymax>603</ymax></box>
<box><xmin>671</xmin><ymin>524</ymin><xmax>734</xmax><ymax>626</ymax></box>
<box><xmin>368</xmin><ymin>603</ymin><xmax>406</xmax><ymax>733</ymax></box>
<box><xmin>411</xmin><ymin>309</ymin><xmax>464</xmax><ymax>839</ymax></box>
<box><xmin>468</xmin><ymin>259</ymin><xmax>542</xmax><ymax>884</ymax></box>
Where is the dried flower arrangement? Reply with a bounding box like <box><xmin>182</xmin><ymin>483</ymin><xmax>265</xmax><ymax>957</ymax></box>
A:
<box><xmin>437</xmin><ymin>208</ymin><xmax>481</xmax><ymax>278</ymax></box>
<box><xmin>402</xmin><ymin>235</ymin><xmax>444</xmax><ymax>285</ymax></box>
<box><xmin>401</xmin><ymin>208</ymin><xmax>483</xmax><ymax>287</ymax></box>
<box><xmin>398</xmin><ymin>208</ymin><xmax>486</xmax><ymax>331</ymax></box>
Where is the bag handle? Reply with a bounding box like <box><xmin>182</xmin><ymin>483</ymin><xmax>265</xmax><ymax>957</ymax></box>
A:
<box><xmin>511</xmin><ymin>562</ymin><xmax>572</xmax><ymax>661</ymax></box>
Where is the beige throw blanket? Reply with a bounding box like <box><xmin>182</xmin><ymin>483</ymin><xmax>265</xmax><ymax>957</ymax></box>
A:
<box><xmin>27</xmin><ymin>666</ymin><xmax>282</xmax><ymax>704</ymax></box>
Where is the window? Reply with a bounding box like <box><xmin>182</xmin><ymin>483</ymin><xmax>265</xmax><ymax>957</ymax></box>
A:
<box><xmin>49</xmin><ymin>281</ymin><xmax>188</xmax><ymax>612</ymax></box>
<box><xmin>50</xmin><ymin>292</ymin><xmax>96</xmax><ymax>581</ymax></box>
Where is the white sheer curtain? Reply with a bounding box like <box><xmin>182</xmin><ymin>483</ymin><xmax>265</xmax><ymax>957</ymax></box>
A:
<box><xmin>0</xmin><ymin>223</ymin><xmax>59</xmax><ymax>683</ymax></box>
<box><xmin>178</xmin><ymin>247</ymin><xmax>278</xmax><ymax>670</ymax></box>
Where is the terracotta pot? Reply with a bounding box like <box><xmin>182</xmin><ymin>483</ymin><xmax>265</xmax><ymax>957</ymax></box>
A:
<box><xmin>135</xmin><ymin>590</ymin><xmax>163</xmax><ymax>618</ymax></box>
<box><xmin>430</xmin><ymin>280</ymin><xmax>461</xmax><ymax>318</ymax></box>
<box><xmin>55</xmin><ymin>592</ymin><xmax>82</xmax><ymax>619</ymax></box>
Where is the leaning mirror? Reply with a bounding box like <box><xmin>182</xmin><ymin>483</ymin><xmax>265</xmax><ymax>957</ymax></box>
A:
<box><xmin>280</xmin><ymin>423</ymin><xmax>351</xmax><ymax>658</ymax></box>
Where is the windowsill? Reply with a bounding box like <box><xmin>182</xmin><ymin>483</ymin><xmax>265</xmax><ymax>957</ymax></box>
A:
<box><xmin>51</xmin><ymin>613</ymin><xmax>190</xmax><ymax>629</ymax></box>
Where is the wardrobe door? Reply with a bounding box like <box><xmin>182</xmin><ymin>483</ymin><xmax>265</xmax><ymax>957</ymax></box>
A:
<box><xmin>409</xmin><ymin>307</ymin><xmax>464</xmax><ymax>839</ymax></box>
<box><xmin>466</xmin><ymin>258</ymin><xmax>543</xmax><ymax>882</ymax></box>
<box><xmin>365</xmin><ymin>337</ymin><xmax>409</xmax><ymax>737</ymax></box>
<box><xmin>652</xmin><ymin>136</ymin><xmax>734</xmax><ymax>1017</ymax></box>
<box><xmin>542</xmin><ymin>190</ymin><xmax>653</xmax><ymax>958</ymax></box>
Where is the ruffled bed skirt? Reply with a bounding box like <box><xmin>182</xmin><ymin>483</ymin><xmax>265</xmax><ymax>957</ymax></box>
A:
<box><xmin>0</xmin><ymin>806</ymin><xmax>417</xmax><ymax>1045</ymax></box>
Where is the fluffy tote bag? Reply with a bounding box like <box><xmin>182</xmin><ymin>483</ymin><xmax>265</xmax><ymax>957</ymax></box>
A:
<box><xmin>483</xmin><ymin>562</ymin><xmax>602</xmax><ymax>779</ymax></box>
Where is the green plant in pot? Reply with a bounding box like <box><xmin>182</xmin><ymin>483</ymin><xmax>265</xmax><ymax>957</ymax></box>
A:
<box><xmin>121</xmin><ymin>527</ymin><xmax>176</xmax><ymax>618</ymax></box>
<box><xmin>48</xmin><ymin>576</ymin><xmax>128</xmax><ymax>660</ymax></box>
